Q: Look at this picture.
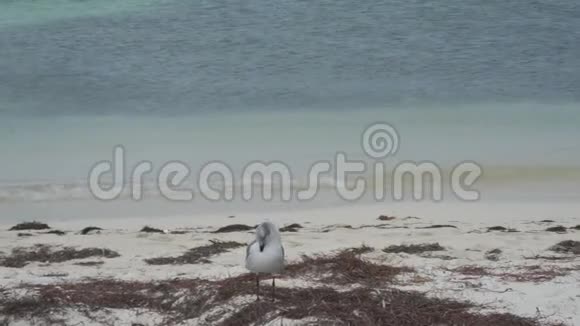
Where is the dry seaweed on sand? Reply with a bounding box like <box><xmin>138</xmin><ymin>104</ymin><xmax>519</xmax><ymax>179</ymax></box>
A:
<box><xmin>0</xmin><ymin>245</ymin><xmax>120</xmax><ymax>268</ymax></box>
<box><xmin>44</xmin><ymin>230</ymin><xmax>66</xmax><ymax>236</ymax></box>
<box><xmin>279</xmin><ymin>223</ymin><xmax>303</xmax><ymax>232</ymax></box>
<box><xmin>421</xmin><ymin>254</ymin><xmax>456</xmax><ymax>260</ymax></box>
<box><xmin>321</xmin><ymin>224</ymin><xmax>408</xmax><ymax>233</ymax></box>
<box><xmin>0</xmin><ymin>278</ymin><xmax>210</xmax><ymax>322</ymax></box>
<box><xmin>229</xmin><ymin>288</ymin><xmax>547</xmax><ymax>325</ymax></box>
<box><xmin>383</xmin><ymin>243</ymin><xmax>445</xmax><ymax>254</ymax></box>
<box><xmin>341</xmin><ymin>244</ymin><xmax>374</xmax><ymax>255</ymax></box>
<box><xmin>321</xmin><ymin>224</ymin><xmax>353</xmax><ymax>231</ymax></box>
<box><xmin>212</xmin><ymin>224</ymin><xmax>255</xmax><ymax>233</ymax></box>
<box><xmin>451</xmin><ymin>264</ymin><xmax>573</xmax><ymax>283</ymax></box>
<box><xmin>140</xmin><ymin>226</ymin><xmax>164</xmax><ymax>233</ymax></box>
<box><xmin>487</xmin><ymin>226</ymin><xmax>519</xmax><ymax>232</ymax></box>
<box><xmin>485</xmin><ymin>248</ymin><xmax>502</xmax><ymax>261</ymax></box>
<box><xmin>170</xmin><ymin>230</ymin><xmax>189</xmax><ymax>235</ymax></box>
<box><xmin>498</xmin><ymin>265</ymin><xmax>573</xmax><ymax>283</ymax></box>
<box><xmin>548</xmin><ymin>240</ymin><xmax>580</xmax><ymax>255</ymax></box>
<box><xmin>523</xmin><ymin>255</ymin><xmax>575</xmax><ymax>261</ymax></box>
<box><xmin>571</xmin><ymin>225</ymin><xmax>580</xmax><ymax>230</ymax></box>
<box><xmin>81</xmin><ymin>226</ymin><xmax>103</xmax><ymax>235</ymax></box>
<box><xmin>257</xmin><ymin>287</ymin><xmax>541</xmax><ymax>326</ymax></box>
<box><xmin>377</xmin><ymin>215</ymin><xmax>396</xmax><ymax>221</ymax></box>
<box><xmin>1</xmin><ymin>278</ymin><xmax>543</xmax><ymax>326</ymax></box>
<box><xmin>144</xmin><ymin>240</ymin><xmax>245</xmax><ymax>265</ymax></box>
<box><xmin>0</xmin><ymin>247</ymin><xmax>546</xmax><ymax>326</ymax></box>
<box><xmin>285</xmin><ymin>246</ymin><xmax>411</xmax><ymax>285</ymax></box>
<box><xmin>545</xmin><ymin>226</ymin><xmax>567</xmax><ymax>233</ymax></box>
<box><xmin>448</xmin><ymin>265</ymin><xmax>493</xmax><ymax>277</ymax></box>
<box><xmin>73</xmin><ymin>261</ymin><xmax>105</xmax><ymax>266</ymax></box>
<box><xmin>9</xmin><ymin>221</ymin><xmax>50</xmax><ymax>231</ymax></box>
<box><xmin>416</xmin><ymin>224</ymin><xmax>457</xmax><ymax>229</ymax></box>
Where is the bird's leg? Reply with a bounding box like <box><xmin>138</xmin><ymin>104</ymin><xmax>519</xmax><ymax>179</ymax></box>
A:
<box><xmin>256</xmin><ymin>273</ymin><xmax>260</xmax><ymax>301</ymax></box>
<box><xmin>255</xmin><ymin>273</ymin><xmax>261</xmax><ymax>324</ymax></box>
<box><xmin>272</xmin><ymin>275</ymin><xmax>276</xmax><ymax>302</ymax></box>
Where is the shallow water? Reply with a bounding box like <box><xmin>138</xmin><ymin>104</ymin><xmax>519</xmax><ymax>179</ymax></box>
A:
<box><xmin>1</xmin><ymin>0</ymin><xmax>579</xmax><ymax>219</ymax></box>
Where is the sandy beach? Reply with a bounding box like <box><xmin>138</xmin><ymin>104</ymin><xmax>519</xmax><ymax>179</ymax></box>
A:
<box><xmin>1</xmin><ymin>201</ymin><xmax>579</xmax><ymax>325</ymax></box>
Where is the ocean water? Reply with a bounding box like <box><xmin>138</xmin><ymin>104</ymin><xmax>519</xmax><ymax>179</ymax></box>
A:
<box><xmin>0</xmin><ymin>0</ymin><xmax>579</xmax><ymax>221</ymax></box>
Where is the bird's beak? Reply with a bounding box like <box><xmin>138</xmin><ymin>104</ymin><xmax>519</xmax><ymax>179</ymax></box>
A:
<box><xmin>259</xmin><ymin>239</ymin><xmax>265</xmax><ymax>252</ymax></box>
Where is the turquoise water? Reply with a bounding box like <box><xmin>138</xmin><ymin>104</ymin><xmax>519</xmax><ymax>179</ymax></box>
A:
<box><xmin>0</xmin><ymin>0</ymin><xmax>579</xmax><ymax>218</ymax></box>
<box><xmin>0</xmin><ymin>0</ymin><xmax>161</xmax><ymax>27</ymax></box>
<box><xmin>2</xmin><ymin>0</ymin><xmax>579</xmax><ymax>115</ymax></box>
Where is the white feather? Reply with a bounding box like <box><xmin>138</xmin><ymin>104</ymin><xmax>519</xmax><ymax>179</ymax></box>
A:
<box><xmin>245</xmin><ymin>221</ymin><xmax>285</xmax><ymax>273</ymax></box>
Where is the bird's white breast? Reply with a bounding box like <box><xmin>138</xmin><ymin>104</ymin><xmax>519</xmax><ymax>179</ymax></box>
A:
<box><xmin>246</xmin><ymin>241</ymin><xmax>284</xmax><ymax>273</ymax></box>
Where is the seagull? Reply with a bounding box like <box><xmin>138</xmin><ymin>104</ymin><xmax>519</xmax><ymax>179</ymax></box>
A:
<box><xmin>245</xmin><ymin>221</ymin><xmax>285</xmax><ymax>301</ymax></box>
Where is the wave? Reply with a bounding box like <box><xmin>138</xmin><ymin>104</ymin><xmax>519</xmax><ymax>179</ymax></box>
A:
<box><xmin>1</xmin><ymin>165</ymin><xmax>579</xmax><ymax>203</ymax></box>
<box><xmin>0</xmin><ymin>178</ymin><xmax>340</xmax><ymax>203</ymax></box>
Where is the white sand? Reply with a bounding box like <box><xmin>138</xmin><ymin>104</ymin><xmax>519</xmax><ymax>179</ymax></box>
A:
<box><xmin>1</xmin><ymin>201</ymin><xmax>579</xmax><ymax>325</ymax></box>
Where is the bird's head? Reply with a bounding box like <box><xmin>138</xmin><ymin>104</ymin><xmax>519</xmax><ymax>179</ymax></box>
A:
<box><xmin>255</xmin><ymin>221</ymin><xmax>280</xmax><ymax>251</ymax></box>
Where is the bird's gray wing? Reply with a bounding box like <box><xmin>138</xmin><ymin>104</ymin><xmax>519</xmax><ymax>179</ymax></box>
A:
<box><xmin>246</xmin><ymin>239</ymin><xmax>257</xmax><ymax>260</ymax></box>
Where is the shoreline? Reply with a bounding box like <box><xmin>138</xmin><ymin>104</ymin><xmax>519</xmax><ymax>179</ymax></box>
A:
<box><xmin>2</xmin><ymin>199</ymin><xmax>579</xmax><ymax>228</ymax></box>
